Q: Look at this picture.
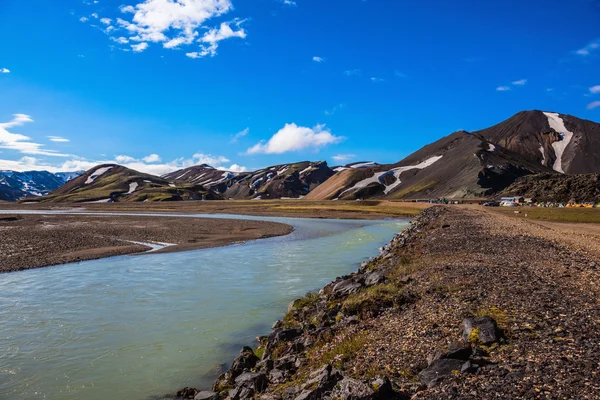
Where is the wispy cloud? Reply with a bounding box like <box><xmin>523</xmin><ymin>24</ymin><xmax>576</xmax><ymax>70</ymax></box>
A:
<box><xmin>496</xmin><ymin>86</ymin><xmax>510</xmax><ymax>91</ymax></box>
<box><xmin>332</xmin><ymin>154</ymin><xmax>355</xmax><ymax>162</ymax></box>
<box><xmin>394</xmin><ymin>70</ymin><xmax>407</xmax><ymax>78</ymax></box>
<box><xmin>587</xmin><ymin>101</ymin><xmax>600</xmax><ymax>110</ymax></box>
<box><xmin>590</xmin><ymin>85</ymin><xmax>600</xmax><ymax>94</ymax></box>
<box><xmin>282</xmin><ymin>0</ymin><xmax>297</xmax><ymax>5</ymax></box>
<box><xmin>371</xmin><ymin>77</ymin><xmax>384</xmax><ymax>83</ymax></box>
<box><xmin>512</xmin><ymin>79</ymin><xmax>527</xmax><ymax>85</ymax></box>
<box><xmin>312</xmin><ymin>56</ymin><xmax>324</xmax><ymax>63</ymax></box>
<box><xmin>575</xmin><ymin>39</ymin><xmax>600</xmax><ymax>56</ymax></box>
<box><xmin>324</xmin><ymin>103</ymin><xmax>345</xmax><ymax>116</ymax></box>
<box><xmin>344</xmin><ymin>69</ymin><xmax>361</xmax><ymax>76</ymax></box>
<box><xmin>247</xmin><ymin>123</ymin><xmax>343</xmax><ymax>154</ymax></box>
<box><xmin>48</xmin><ymin>136</ymin><xmax>70</xmax><ymax>143</ymax></box>
<box><xmin>230</xmin><ymin>127</ymin><xmax>249</xmax><ymax>143</ymax></box>
<box><xmin>0</xmin><ymin>68</ymin><xmax>10</xmax><ymax>74</ymax></box>
<box><xmin>131</xmin><ymin>42</ymin><xmax>149</xmax><ymax>53</ymax></box>
<box><xmin>0</xmin><ymin>114</ymin><xmax>69</xmax><ymax>157</ymax></box>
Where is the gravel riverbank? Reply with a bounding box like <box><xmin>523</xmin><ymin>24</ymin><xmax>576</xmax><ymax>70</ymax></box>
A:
<box><xmin>175</xmin><ymin>206</ymin><xmax>600</xmax><ymax>399</ymax></box>
<box><xmin>0</xmin><ymin>214</ymin><xmax>292</xmax><ymax>272</ymax></box>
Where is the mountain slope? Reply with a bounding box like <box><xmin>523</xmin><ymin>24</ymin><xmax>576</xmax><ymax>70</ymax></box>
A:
<box><xmin>502</xmin><ymin>173</ymin><xmax>600</xmax><ymax>203</ymax></box>
<box><xmin>308</xmin><ymin>110</ymin><xmax>600</xmax><ymax>200</ymax></box>
<box><xmin>0</xmin><ymin>170</ymin><xmax>83</xmax><ymax>201</ymax></box>
<box><xmin>165</xmin><ymin>161</ymin><xmax>335</xmax><ymax>199</ymax></box>
<box><xmin>37</xmin><ymin>164</ymin><xmax>222</xmax><ymax>203</ymax></box>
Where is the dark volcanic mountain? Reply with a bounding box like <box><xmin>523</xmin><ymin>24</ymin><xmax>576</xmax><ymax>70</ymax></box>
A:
<box><xmin>165</xmin><ymin>161</ymin><xmax>335</xmax><ymax>199</ymax></box>
<box><xmin>0</xmin><ymin>170</ymin><xmax>83</xmax><ymax>201</ymax></box>
<box><xmin>308</xmin><ymin>110</ymin><xmax>600</xmax><ymax>200</ymax></box>
<box><xmin>37</xmin><ymin>164</ymin><xmax>221</xmax><ymax>203</ymax></box>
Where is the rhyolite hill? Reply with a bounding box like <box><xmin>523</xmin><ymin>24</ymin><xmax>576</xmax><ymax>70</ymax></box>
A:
<box><xmin>8</xmin><ymin>110</ymin><xmax>600</xmax><ymax>203</ymax></box>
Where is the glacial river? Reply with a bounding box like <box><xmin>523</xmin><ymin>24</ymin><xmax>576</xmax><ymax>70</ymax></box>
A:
<box><xmin>0</xmin><ymin>212</ymin><xmax>408</xmax><ymax>400</ymax></box>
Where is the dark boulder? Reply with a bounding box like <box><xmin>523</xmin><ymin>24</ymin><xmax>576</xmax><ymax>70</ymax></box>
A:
<box><xmin>364</xmin><ymin>271</ymin><xmax>386</xmax><ymax>287</ymax></box>
<box><xmin>194</xmin><ymin>392</ymin><xmax>219</xmax><ymax>400</ymax></box>
<box><xmin>419</xmin><ymin>358</ymin><xmax>465</xmax><ymax>388</ymax></box>
<box><xmin>331</xmin><ymin>279</ymin><xmax>363</xmax><ymax>297</ymax></box>
<box><xmin>176</xmin><ymin>387</ymin><xmax>198</xmax><ymax>399</ymax></box>
<box><xmin>295</xmin><ymin>364</ymin><xmax>343</xmax><ymax>399</ymax></box>
<box><xmin>234</xmin><ymin>372</ymin><xmax>269</xmax><ymax>393</ymax></box>
<box><xmin>427</xmin><ymin>340</ymin><xmax>472</xmax><ymax>366</ymax></box>
<box><xmin>333</xmin><ymin>377</ymin><xmax>375</xmax><ymax>399</ymax></box>
<box><xmin>462</xmin><ymin>316</ymin><xmax>502</xmax><ymax>344</ymax></box>
<box><xmin>213</xmin><ymin>346</ymin><xmax>260</xmax><ymax>392</ymax></box>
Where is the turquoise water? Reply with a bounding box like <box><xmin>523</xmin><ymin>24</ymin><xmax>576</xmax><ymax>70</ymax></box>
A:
<box><xmin>0</xmin><ymin>213</ymin><xmax>407</xmax><ymax>400</ymax></box>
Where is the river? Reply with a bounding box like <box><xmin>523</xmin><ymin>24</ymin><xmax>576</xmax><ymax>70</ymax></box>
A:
<box><xmin>0</xmin><ymin>212</ymin><xmax>408</xmax><ymax>400</ymax></box>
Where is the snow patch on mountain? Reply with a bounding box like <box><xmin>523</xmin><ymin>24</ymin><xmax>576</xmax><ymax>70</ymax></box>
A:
<box><xmin>544</xmin><ymin>112</ymin><xmax>574</xmax><ymax>174</ymax></box>
<box><xmin>338</xmin><ymin>155</ymin><xmax>443</xmax><ymax>197</ymax></box>
<box><xmin>85</xmin><ymin>166</ymin><xmax>113</xmax><ymax>184</ymax></box>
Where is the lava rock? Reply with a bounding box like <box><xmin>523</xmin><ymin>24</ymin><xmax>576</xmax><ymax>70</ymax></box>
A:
<box><xmin>176</xmin><ymin>387</ymin><xmax>199</xmax><ymax>399</ymax></box>
<box><xmin>194</xmin><ymin>391</ymin><xmax>219</xmax><ymax>400</ymax></box>
<box><xmin>462</xmin><ymin>316</ymin><xmax>502</xmax><ymax>344</ymax></box>
<box><xmin>333</xmin><ymin>377</ymin><xmax>375</xmax><ymax>399</ymax></box>
<box><xmin>331</xmin><ymin>279</ymin><xmax>363</xmax><ymax>297</ymax></box>
<box><xmin>234</xmin><ymin>372</ymin><xmax>269</xmax><ymax>394</ymax></box>
<box><xmin>419</xmin><ymin>358</ymin><xmax>466</xmax><ymax>388</ymax></box>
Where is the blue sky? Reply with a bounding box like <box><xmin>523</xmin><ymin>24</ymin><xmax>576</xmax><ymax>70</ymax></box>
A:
<box><xmin>1</xmin><ymin>0</ymin><xmax>599</xmax><ymax>174</ymax></box>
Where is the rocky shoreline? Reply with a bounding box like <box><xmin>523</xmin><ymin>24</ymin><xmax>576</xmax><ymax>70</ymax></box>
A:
<box><xmin>173</xmin><ymin>206</ymin><xmax>600</xmax><ymax>400</ymax></box>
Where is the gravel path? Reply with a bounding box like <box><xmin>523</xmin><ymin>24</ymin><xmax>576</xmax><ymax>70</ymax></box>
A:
<box><xmin>351</xmin><ymin>207</ymin><xmax>600</xmax><ymax>398</ymax></box>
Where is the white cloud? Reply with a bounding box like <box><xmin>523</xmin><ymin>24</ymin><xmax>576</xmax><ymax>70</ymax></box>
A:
<box><xmin>371</xmin><ymin>77</ymin><xmax>384</xmax><ymax>83</ymax></box>
<box><xmin>332</xmin><ymin>154</ymin><xmax>355</xmax><ymax>162</ymax></box>
<box><xmin>512</xmin><ymin>79</ymin><xmax>527</xmax><ymax>85</ymax></box>
<box><xmin>98</xmin><ymin>0</ymin><xmax>245</xmax><ymax>58</ymax></box>
<box><xmin>193</xmin><ymin>152</ymin><xmax>230</xmax><ymax>165</ymax></box>
<box><xmin>575</xmin><ymin>40</ymin><xmax>599</xmax><ymax>56</ymax></box>
<box><xmin>131</xmin><ymin>42</ymin><xmax>149</xmax><ymax>52</ymax></box>
<box><xmin>587</xmin><ymin>101</ymin><xmax>600</xmax><ymax>110</ymax></box>
<box><xmin>247</xmin><ymin>123</ymin><xmax>343</xmax><ymax>155</ymax></box>
<box><xmin>192</xmin><ymin>21</ymin><xmax>247</xmax><ymax>58</ymax></box>
<box><xmin>313</xmin><ymin>56</ymin><xmax>323</xmax><ymax>63</ymax></box>
<box><xmin>0</xmin><ymin>114</ymin><xmax>70</xmax><ymax>157</ymax></box>
<box><xmin>282</xmin><ymin>0</ymin><xmax>297</xmax><ymax>5</ymax></box>
<box><xmin>0</xmin><ymin>152</ymin><xmax>246</xmax><ymax>175</ymax></box>
<box><xmin>48</xmin><ymin>136</ymin><xmax>70</xmax><ymax>143</ymax></box>
<box><xmin>115</xmin><ymin>155</ymin><xmax>136</xmax><ymax>163</ymax></box>
<box><xmin>590</xmin><ymin>85</ymin><xmax>600</xmax><ymax>94</ymax></box>
<box><xmin>142</xmin><ymin>153</ymin><xmax>161</xmax><ymax>163</ymax></box>
<box><xmin>496</xmin><ymin>86</ymin><xmax>510</xmax><ymax>91</ymax></box>
<box><xmin>91</xmin><ymin>13</ymin><xmax>99</xmax><ymax>18</ymax></box>
<box><xmin>0</xmin><ymin>68</ymin><xmax>10</xmax><ymax>74</ymax></box>
<box><xmin>394</xmin><ymin>70</ymin><xmax>407</xmax><ymax>78</ymax></box>
<box><xmin>111</xmin><ymin>36</ymin><xmax>129</xmax><ymax>44</ymax></box>
<box><xmin>231</xmin><ymin>127</ymin><xmax>249</xmax><ymax>143</ymax></box>
<box><xmin>227</xmin><ymin>164</ymin><xmax>247</xmax><ymax>172</ymax></box>
<box><xmin>79</xmin><ymin>16</ymin><xmax>88</xmax><ymax>22</ymax></box>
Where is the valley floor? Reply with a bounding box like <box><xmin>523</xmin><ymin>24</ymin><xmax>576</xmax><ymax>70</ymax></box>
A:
<box><xmin>193</xmin><ymin>205</ymin><xmax>600</xmax><ymax>399</ymax></box>
<box><xmin>0</xmin><ymin>214</ymin><xmax>292</xmax><ymax>273</ymax></box>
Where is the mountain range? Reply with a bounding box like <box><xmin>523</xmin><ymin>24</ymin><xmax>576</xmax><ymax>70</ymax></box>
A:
<box><xmin>3</xmin><ymin>110</ymin><xmax>599</xmax><ymax>203</ymax></box>
<box><xmin>0</xmin><ymin>170</ymin><xmax>82</xmax><ymax>201</ymax></box>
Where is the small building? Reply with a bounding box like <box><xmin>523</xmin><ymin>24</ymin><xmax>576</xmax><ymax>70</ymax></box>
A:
<box><xmin>500</xmin><ymin>196</ymin><xmax>524</xmax><ymax>204</ymax></box>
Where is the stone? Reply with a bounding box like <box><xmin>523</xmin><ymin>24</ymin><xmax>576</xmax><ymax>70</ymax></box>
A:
<box><xmin>333</xmin><ymin>377</ymin><xmax>375</xmax><ymax>400</ymax></box>
<box><xmin>274</xmin><ymin>355</ymin><xmax>297</xmax><ymax>371</ymax></box>
<box><xmin>234</xmin><ymin>372</ymin><xmax>269</xmax><ymax>394</ymax></box>
<box><xmin>331</xmin><ymin>279</ymin><xmax>363</xmax><ymax>297</ymax></box>
<box><xmin>194</xmin><ymin>391</ymin><xmax>219</xmax><ymax>400</ymax></box>
<box><xmin>176</xmin><ymin>387</ymin><xmax>198</xmax><ymax>399</ymax></box>
<box><xmin>364</xmin><ymin>271</ymin><xmax>386</xmax><ymax>287</ymax></box>
<box><xmin>462</xmin><ymin>316</ymin><xmax>502</xmax><ymax>344</ymax></box>
<box><xmin>268</xmin><ymin>368</ymin><xmax>287</xmax><ymax>384</ymax></box>
<box><xmin>419</xmin><ymin>358</ymin><xmax>465</xmax><ymax>388</ymax></box>
<box><xmin>228</xmin><ymin>386</ymin><xmax>254</xmax><ymax>400</ymax></box>
<box><xmin>460</xmin><ymin>360</ymin><xmax>479</xmax><ymax>374</ymax></box>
